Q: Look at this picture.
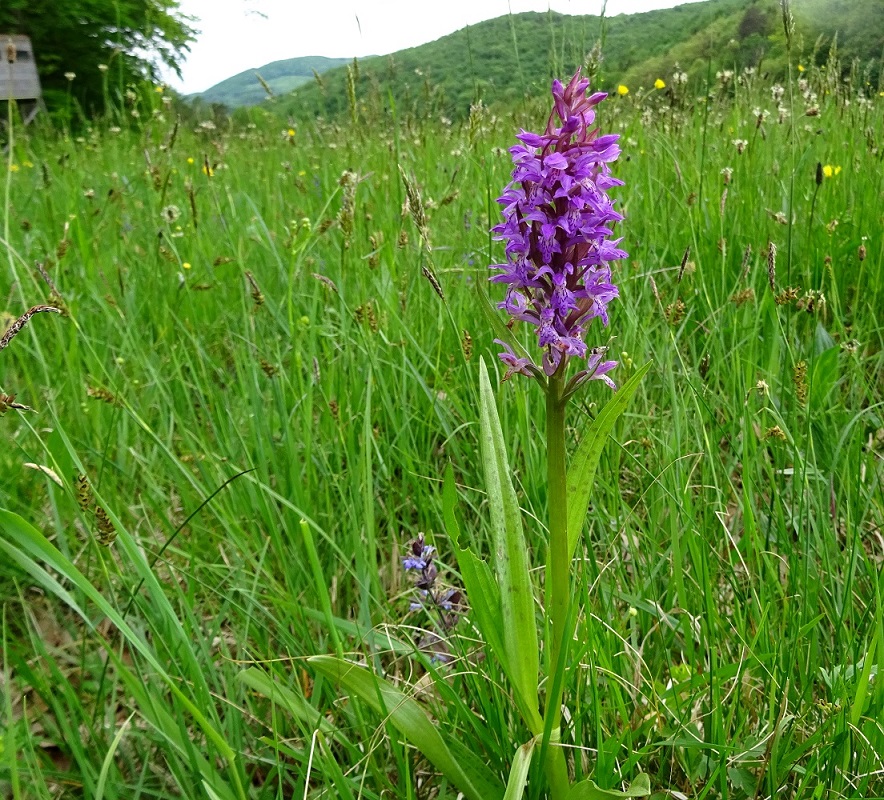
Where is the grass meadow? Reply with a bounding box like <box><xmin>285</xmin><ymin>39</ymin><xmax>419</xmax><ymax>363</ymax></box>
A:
<box><xmin>1</xmin><ymin>58</ymin><xmax>883</xmax><ymax>799</ymax></box>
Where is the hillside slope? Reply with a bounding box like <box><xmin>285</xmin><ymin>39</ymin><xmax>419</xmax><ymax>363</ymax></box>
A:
<box><xmin>202</xmin><ymin>0</ymin><xmax>883</xmax><ymax>117</ymax></box>
<box><xmin>280</xmin><ymin>0</ymin><xmax>881</xmax><ymax>119</ymax></box>
<box><xmin>195</xmin><ymin>55</ymin><xmax>350</xmax><ymax>106</ymax></box>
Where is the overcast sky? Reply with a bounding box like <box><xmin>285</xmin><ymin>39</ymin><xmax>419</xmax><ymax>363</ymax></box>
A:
<box><xmin>165</xmin><ymin>0</ymin><xmax>707</xmax><ymax>94</ymax></box>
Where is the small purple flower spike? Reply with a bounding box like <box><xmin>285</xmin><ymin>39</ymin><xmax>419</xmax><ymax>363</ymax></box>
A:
<box><xmin>491</xmin><ymin>69</ymin><xmax>626</xmax><ymax>385</ymax></box>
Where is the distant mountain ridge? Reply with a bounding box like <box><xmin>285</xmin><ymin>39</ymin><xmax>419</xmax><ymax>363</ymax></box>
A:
<box><xmin>195</xmin><ymin>56</ymin><xmax>350</xmax><ymax>107</ymax></box>
<box><xmin>196</xmin><ymin>0</ymin><xmax>883</xmax><ymax>115</ymax></box>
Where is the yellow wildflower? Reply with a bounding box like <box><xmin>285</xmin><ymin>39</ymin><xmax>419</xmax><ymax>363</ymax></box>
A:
<box><xmin>654</xmin><ymin>78</ymin><xmax>665</xmax><ymax>90</ymax></box>
<box><xmin>797</xmin><ymin>64</ymin><xmax>805</xmax><ymax>72</ymax></box>
<box><xmin>822</xmin><ymin>164</ymin><xmax>833</xmax><ymax>178</ymax></box>
<box><xmin>182</xmin><ymin>262</ymin><xmax>192</xmax><ymax>270</ymax></box>
<box><xmin>154</xmin><ymin>85</ymin><xmax>164</xmax><ymax>93</ymax></box>
<box><xmin>287</xmin><ymin>128</ymin><xmax>295</xmax><ymax>137</ymax></box>
<box><xmin>23</xmin><ymin>160</ymin><xmax>34</xmax><ymax>168</ymax></box>
<box><xmin>9</xmin><ymin>164</ymin><xmax>20</xmax><ymax>172</ymax></box>
<box><xmin>617</xmin><ymin>85</ymin><xmax>629</xmax><ymax>96</ymax></box>
<box><xmin>187</xmin><ymin>157</ymin><xmax>194</xmax><ymax>164</ymax></box>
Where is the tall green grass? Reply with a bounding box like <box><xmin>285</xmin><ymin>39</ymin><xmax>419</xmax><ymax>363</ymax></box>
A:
<box><xmin>1</xmin><ymin>57</ymin><xmax>882</xmax><ymax>798</ymax></box>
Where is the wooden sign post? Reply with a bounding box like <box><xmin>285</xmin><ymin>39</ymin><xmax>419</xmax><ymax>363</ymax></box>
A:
<box><xmin>2</xmin><ymin>35</ymin><xmax>44</xmax><ymax>125</ymax></box>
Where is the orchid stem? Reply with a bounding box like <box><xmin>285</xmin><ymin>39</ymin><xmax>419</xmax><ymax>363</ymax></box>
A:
<box><xmin>544</xmin><ymin>372</ymin><xmax>571</xmax><ymax>797</ymax></box>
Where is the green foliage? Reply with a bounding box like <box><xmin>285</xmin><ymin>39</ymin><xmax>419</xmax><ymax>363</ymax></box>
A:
<box><xmin>566</xmin><ymin>361</ymin><xmax>653</xmax><ymax>560</ymax></box>
<box><xmin>566</xmin><ymin>773</ymin><xmax>651</xmax><ymax>799</ymax></box>
<box><xmin>477</xmin><ymin>357</ymin><xmax>541</xmax><ymax>731</ymax></box>
<box><xmin>308</xmin><ymin>655</ymin><xmax>505</xmax><ymax>800</ymax></box>
<box><xmin>0</xmin><ymin>41</ymin><xmax>882</xmax><ymax>799</ymax></box>
<box><xmin>0</xmin><ymin>0</ymin><xmax>194</xmax><ymax>117</ymax></box>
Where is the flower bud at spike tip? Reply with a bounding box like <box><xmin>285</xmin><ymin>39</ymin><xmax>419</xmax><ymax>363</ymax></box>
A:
<box><xmin>490</xmin><ymin>69</ymin><xmax>625</xmax><ymax>385</ymax></box>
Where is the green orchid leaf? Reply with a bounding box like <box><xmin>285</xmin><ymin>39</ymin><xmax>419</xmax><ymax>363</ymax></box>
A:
<box><xmin>566</xmin><ymin>361</ymin><xmax>652</xmax><ymax>559</ymax></box>
<box><xmin>478</xmin><ymin>358</ymin><xmax>542</xmax><ymax>732</ymax></box>
<box><xmin>503</xmin><ymin>736</ymin><xmax>538</xmax><ymax>800</ymax></box>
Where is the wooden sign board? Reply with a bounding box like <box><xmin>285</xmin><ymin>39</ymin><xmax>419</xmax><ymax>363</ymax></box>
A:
<box><xmin>1</xmin><ymin>35</ymin><xmax>42</xmax><ymax>124</ymax></box>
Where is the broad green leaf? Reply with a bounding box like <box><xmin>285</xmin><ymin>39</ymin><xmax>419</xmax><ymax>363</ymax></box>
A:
<box><xmin>566</xmin><ymin>362</ymin><xmax>652</xmax><ymax>559</ymax></box>
<box><xmin>478</xmin><ymin>358</ymin><xmax>541</xmax><ymax>730</ymax></box>
<box><xmin>566</xmin><ymin>773</ymin><xmax>651</xmax><ymax>799</ymax></box>
<box><xmin>503</xmin><ymin>736</ymin><xmax>538</xmax><ymax>800</ymax></box>
<box><xmin>0</xmin><ymin>510</ymin><xmax>243</xmax><ymax>799</ymax></box>
<box><xmin>452</xmin><ymin>543</ymin><xmax>505</xmax><ymax>658</ymax></box>
<box><xmin>309</xmin><ymin>655</ymin><xmax>504</xmax><ymax>800</ymax></box>
<box><xmin>442</xmin><ymin>462</ymin><xmax>464</xmax><ymax>547</ymax></box>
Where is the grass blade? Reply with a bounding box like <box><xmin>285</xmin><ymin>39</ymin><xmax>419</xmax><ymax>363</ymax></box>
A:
<box><xmin>309</xmin><ymin>654</ymin><xmax>505</xmax><ymax>800</ymax></box>
<box><xmin>0</xmin><ymin>509</ymin><xmax>243</xmax><ymax>799</ymax></box>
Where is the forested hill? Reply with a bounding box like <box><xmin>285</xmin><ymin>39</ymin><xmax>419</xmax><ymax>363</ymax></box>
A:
<box><xmin>260</xmin><ymin>0</ymin><xmax>882</xmax><ymax>120</ymax></box>
<box><xmin>194</xmin><ymin>56</ymin><xmax>350</xmax><ymax>107</ymax></box>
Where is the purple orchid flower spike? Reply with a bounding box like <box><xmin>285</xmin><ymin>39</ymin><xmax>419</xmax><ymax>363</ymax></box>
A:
<box><xmin>490</xmin><ymin>68</ymin><xmax>627</xmax><ymax>388</ymax></box>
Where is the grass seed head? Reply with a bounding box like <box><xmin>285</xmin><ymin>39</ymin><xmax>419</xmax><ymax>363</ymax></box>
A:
<box><xmin>767</xmin><ymin>241</ymin><xmax>777</xmax><ymax>292</ymax></box>
<box><xmin>765</xmin><ymin>425</ymin><xmax>787</xmax><ymax>441</ymax></box>
<box><xmin>75</xmin><ymin>474</ymin><xmax>93</xmax><ymax>512</ymax></box>
<box><xmin>94</xmin><ymin>505</ymin><xmax>117</xmax><ymax>546</ymax></box>
<box><xmin>245</xmin><ymin>271</ymin><xmax>264</xmax><ymax>310</ymax></box>
<box><xmin>793</xmin><ymin>360</ymin><xmax>808</xmax><ymax>406</ymax></box>
<box><xmin>461</xmin><ymin>330</ymin><xmax>473</xmax><ymax>361</ymax></box>
<box><xmin>796</xmin><ymin>289</ymin><xmax>826</xmax><ymax>314</ymax></box>
<box><xmin>398</xmin><ymin>166</ymin><xmax>432</xmax><ymax>252</ymax></box>
<box><xmin>311</xmin><ymin>272</ymin><xmax>338</xmax><ymax>293</ymax></box>
<box><xmin>0</xmin><ymin>305</ymin><xmax>62</xmax><ymax>353</ymax></box>
<box><xmin>665</xmin><ymin>298</ymin><xmax>686</xmax><ymax>326</ymax></box>
<box><xmin>740</xmin><ymin>244</ymin><xmax>753</xmax><ymax>282</ymax></box>
<box><xmin>0</xmin><ymin>393</ymin><xmax>31</xmax><ymax>414</ymax></box>
<box><xmin>776</xmin><ymin>286</ymin><xmax>800</xmax><ymax>305</ymax></box>
<box><xmin>87</xmin><ymin>386</ymin><xmax>120</xmax><ymax>405</ymax></box>
<box><xmin>732</xmin><ymin>288</ymin><xmax>756</xmax><ymax>306</ymax></box>
<box><xmin>419</xmin><ymin>266</ymin><xmax>444</xmax><ymax>302</ymax></box>
<box><xmin>337</xmin><ymin>170</ymin><xmax>358</xmax><ymax>248</ymax></box>
<box><xmin>677</xmin><ymin>246</ymin><xmax>691</xmax><ymax>282</ymax></box>
<box><xmin>699</xmin><ymin>353</ymin><xmax>711</xmax><ymax>381</ymax></box>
